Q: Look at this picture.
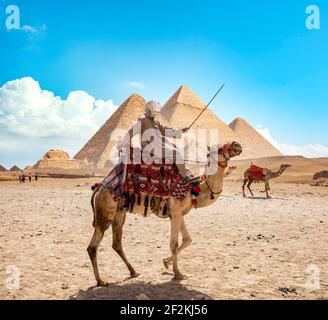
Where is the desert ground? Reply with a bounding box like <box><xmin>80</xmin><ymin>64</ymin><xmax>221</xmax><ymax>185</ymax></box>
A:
<box><xmin>0</xmin><ymin>156</ymin><xmax>328</xmax><ymax>300</ymax></box>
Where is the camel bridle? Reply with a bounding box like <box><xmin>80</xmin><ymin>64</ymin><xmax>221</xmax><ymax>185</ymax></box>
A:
<box><xmin>211</xmin><ymin>142</ymin><xmax>242</xmax><ymax>169</ymax></box>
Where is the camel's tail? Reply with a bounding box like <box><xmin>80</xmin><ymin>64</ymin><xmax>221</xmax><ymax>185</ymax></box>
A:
<box><xmin>91</xmin><ymin>185</ymin><xmax>101</xmax><ymax>227</ymax></box>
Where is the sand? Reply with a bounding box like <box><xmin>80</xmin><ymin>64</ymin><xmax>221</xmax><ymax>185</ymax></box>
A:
<box><xmin>0</xmin><ymin>175</ymin><xmax>327</xmax><ymax>300</ymax></box>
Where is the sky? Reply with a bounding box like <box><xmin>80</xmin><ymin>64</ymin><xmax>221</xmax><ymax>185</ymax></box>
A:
<box><xmin>0</xmin><ymin>0</ymin><xmax>327</xmax><ymax>168</ymax></box>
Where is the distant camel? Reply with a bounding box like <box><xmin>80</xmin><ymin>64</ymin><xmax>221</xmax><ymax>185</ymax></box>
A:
<box><xmin>313</xmin><ymin>171</ymin><xmax>328</xmax><ymax>180</ymax></box>
<box><xmin>242</xmin><ymin>164</ymin><xmax>291</xmax><ymax>198</ymax></box>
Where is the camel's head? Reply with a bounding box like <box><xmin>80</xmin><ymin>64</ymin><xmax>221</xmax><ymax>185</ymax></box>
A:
<box><xmin>207</xmin><ymin>142</ymin><xmax>242</xmax><ymax>170</ymax></box>
<box><xmin>281</xmin><ymin>164</ymin><xmax>292</xmax><ymax>171</ymax></box>
<box><xmin>230</xmin><ymin>141</ymin><xmax>242</xmax><ymax>157</ymax></box>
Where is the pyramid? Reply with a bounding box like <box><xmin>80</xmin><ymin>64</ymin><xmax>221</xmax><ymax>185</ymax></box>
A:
<box><xmin>75</xmin><ymin>94</ymin><xmax>147</xmax><ymax>168</ymax></box>
<box><xmin>0</xmin><ymin>165</ymin><xmax>7</xmax><ymax>172</ymax></box>
<box><xmin>34</xmin><ymin>150</ymin><xmax>81</xmax><ymax>169</ymax></box>
<box><xmin>10</xmin><ymin>165</ymin><xmax>21</xmax><ymax>172</ymax></box>
<box><xmin>159</xmin><ymin>85</ymin><xmax>240</xmax><ymax>147</ymax></box>
<box><xmin>229</xmin><ymin>118</ymin><xmax>282</xmax><ymax>159</ymax></box>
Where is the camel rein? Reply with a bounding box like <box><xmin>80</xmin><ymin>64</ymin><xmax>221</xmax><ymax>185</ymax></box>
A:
<box><xmin>205</xmin><ymin>180</ymin><xmax>223</xmax><ymax>199</ymax></box>
<box><xmin>203</xmin><ymin>154</ymin><xmax>229</xmax><ymax>199</ymax></box>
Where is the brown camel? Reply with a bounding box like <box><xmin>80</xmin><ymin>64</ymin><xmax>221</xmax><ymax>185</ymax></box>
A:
<box><xmin>242</xmin><ymin>164</ymin><xmax>291</xmax><ymax>198</ymax></box>
<box><xmin>87</xmin><ymin>142</ymin><xmax>242</xmax><ymax>286</ymax></box>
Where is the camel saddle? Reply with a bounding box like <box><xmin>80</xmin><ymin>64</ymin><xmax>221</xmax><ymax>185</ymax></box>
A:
<box><xmin>101</xmin><ymin>160</ymin><xmax>193</xmax><ymax>202</ymax></box>
<box><xmin>249</xmin><ymin>165</ymin><xmax>265</xmax><ymax>180</ymax></box>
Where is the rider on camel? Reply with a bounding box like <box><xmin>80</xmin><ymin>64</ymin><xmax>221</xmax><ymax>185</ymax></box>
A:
<box><xmin>119</xmin><ymin>100</ymin><xmax>195</xmax><ymax>185</ymax></box>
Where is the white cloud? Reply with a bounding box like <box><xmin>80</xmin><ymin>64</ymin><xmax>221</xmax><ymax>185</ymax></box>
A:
<box><xmin>256</xmin><ymin>125</ymin><xmax>328</xmax><ymax>158</ymax></box>
<box><xmin>0</xmin><ymin>77</ymin><xmax>118</xmax><ymax>167</ymax></box>
<box><xmin>123</xmin><ymin>81</ymin><xmax>145</xmax><ymax>89</ymax></box>
<box><xmin>21</xmin><ymin>25</ymin><xmax>37</xmax><ymax>33</ymax></box>
<box><xmin>0</xmin><ymin>77</ymin><xmax>117</xmax><ymax>138</ymax></box>
<box><xmin>20</xmin><ymin>24</ymin><xmax>47</xmax><ymax>38</ymax></box>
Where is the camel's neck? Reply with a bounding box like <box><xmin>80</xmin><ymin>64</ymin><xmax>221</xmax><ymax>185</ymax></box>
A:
<box><xmin>270</xmin><ymin>167</ymin><xmax>286</xmax><ymax>179</ymax></box>
<box><xmin>196</xmin><ymin>165</ymin><xmax>226</xmax><ymax>208</ymax></box>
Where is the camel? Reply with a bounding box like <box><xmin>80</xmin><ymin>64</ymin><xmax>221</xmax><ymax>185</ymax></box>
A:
<box><xmin>242</xmin><ymin>164</ymin><xmax>291</xmax><ymax>198</ymax></box>
<box><xmin>87</xmin><ymin>142</ymin><xmax>242</xmax><ymax>286</ymax></box>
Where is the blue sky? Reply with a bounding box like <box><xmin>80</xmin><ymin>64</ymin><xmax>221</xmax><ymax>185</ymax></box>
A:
<box><xmin>0</xmin><ymin>0</ymin><xmax>327</xmax><ymax>168</ymax></box>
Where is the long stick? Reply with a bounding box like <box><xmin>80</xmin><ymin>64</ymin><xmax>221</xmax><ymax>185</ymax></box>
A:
<box><xmin>188</xmin><ymin>83</ymin><xmax>225</xmax><ymax>129</ymax></box>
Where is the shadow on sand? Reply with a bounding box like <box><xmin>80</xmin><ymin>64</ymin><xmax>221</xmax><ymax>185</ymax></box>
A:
<box><xmin>246</xmin><ymin>196</ymin><xmax>271</xmax><ymax>200</ymax></box>
<box><xmin>70</xmin><ymin>280</ymin><xmax>212</xmax><ymax>300</ymax></box>
<box><xmin>245</xmin><ymin>196</ymin><xmax>288</xmax><ymax>200</ymax></box>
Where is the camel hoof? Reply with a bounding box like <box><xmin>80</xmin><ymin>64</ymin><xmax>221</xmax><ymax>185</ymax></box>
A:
<box><xmin>97</xmin><ymin>280</ymin><xmax>110</xmax><ymax>287</ymax></box>
<box><xmin>173</xmin><ymin>273</ymin><xmax>187</xmax><ymax>281</ymax></box>
<box><xmin>163</xmin><ymin>259</ymin><xmax>172</xmax><ymax>269</ymax></box>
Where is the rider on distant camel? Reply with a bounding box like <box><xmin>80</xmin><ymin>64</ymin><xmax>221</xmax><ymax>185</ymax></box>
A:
<box><xmin>119</xmin><ymin>101</ymin><xmax>195</xmax><ymax>185</ymax></box>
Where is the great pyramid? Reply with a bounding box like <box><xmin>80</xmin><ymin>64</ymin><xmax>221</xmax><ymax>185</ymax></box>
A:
<box><xmin>0</xmin><ymin>165</ymin><xmax>7</xmax><ymax>172</ymax></box>
<box><xmin>229</xmin><ymin>118</ymin><xmax>282</xmax><ymax>159</ymax></box>
<box><xmin>9</xmin><ymin>165</ymin><xmax>21</xmax><ymax>172</ymax></box>
<box><xmin>159</xmin><ymin>86</ymin><xmax>240</xmax><ymax>156</ymax></box>
<box><xmin>74</xmin><ymin>94</ymin><xmax>147</xmax><ymax>168</ymax></box>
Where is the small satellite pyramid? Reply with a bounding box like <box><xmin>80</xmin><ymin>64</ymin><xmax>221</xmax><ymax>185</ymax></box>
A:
<box><xmin>0</xmin><ymin>165</ymin><xmax>7</xmax><ymax>172</ymax></box>
<box><xmin>34</xmin><ymin>150</ymin><xmax>81</xmax><ymax>169</ymax></box>
<box><xmin>229</xmin><ymin>118</ymin><xmax>282</xmax><ymax>159</ymax></box>
<box><xmin>9</xmin><ymin>165</ymin><xmax>21</xmax><ymax>172</ymax></box>
<box><xmin>74</xmin><ymin>94</ymin><xmax>146</xmax><ymax>168</ymax></box>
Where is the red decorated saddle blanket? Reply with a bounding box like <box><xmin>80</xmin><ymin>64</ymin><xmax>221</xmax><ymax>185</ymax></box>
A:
<box><xmin>249</xmin><ymin>165</ymin><xmax>265</xmax><ymax>180</ymax></box>
<box><xmin>101</xmin><ymin>161</ymin><xmax>192</xmax><ymax>202</ymax></box>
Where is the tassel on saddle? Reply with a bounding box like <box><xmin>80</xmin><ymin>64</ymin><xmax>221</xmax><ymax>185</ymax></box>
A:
<box><xmin>123</xmin><ymin>192</ymin><xmax>130</xmax><ymax>209</ymax></box>
<box><xmin>129</xmin><ymin>194</ymin><xmax>135</xmax><ymax>213</ymax></box>
<box><xmin>163</xmin><ymin>202</ymin><xmax>168</xmax><ymax>217</ymax></box>
<box><xmin>144</xmin><ymin>196</ymin><xmax>149</xmax><ymax>217</ymax></box>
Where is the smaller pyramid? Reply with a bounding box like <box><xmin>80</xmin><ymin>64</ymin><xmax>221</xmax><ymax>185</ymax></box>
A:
<box><xmin>34</xmin><ymin>150</ymin><xmax>81</xmax><ymax>169</ymax></box>
<box><xmin>229</xmin><ymin>118</ymin><xmax>282</xmax><ymax>159</ymax></box>
<box><xmin>10</xmin><ymin>165</ymin><xmax>22</xmax><ymax>172</ymax></box>
<box><xmin>0</xmin><ymin>165</ymin><xmax>7</xmax><ymax>172</ymax></box>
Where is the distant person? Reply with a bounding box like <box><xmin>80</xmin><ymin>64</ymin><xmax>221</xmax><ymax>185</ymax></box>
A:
<box><xmin>35</xmin><ymin>172</ymin><xmax>39</xmax><ymax>181</ymax></box>
<box><xmin>19</xmin><ymin>175</ymin><xmax>22</xmax><ymax>184</ymax></box>
<box><xmin>22</xmin><ymin>174</ymin><xmax>26</xmax><ymax>183</ymax></box>
<box><xmin>29</xmin><ymin>173</ymin><xmax>32</xmax><ymax>182</ymax></box>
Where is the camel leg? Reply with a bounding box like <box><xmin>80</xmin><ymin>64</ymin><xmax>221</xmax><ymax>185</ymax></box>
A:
<box><xmin>163</xmin><ymin>218</ymin><xmax>192</xmax><ymax>269</ymax></box>
<box><xmin>112</xmin><ymin>211</ymin><xmax>139</xmax><ymax>277</ymax></box>
<box><xmin>247</xmin><ymin>180</ymin><xmax>254</xmax><ymax>197</ymax></box>
<box><xmin>170</xmin><ymin>213</ymin><xmax>185</xmax><ymax>281</ymax></box>
<box><xmin>87</xmin><ymin>225</ymin><xmax>108</xmax><ymax>287</ymax></box>
<box><xmin>242</xmin><ymin>178</ymin><xmax>248</xmax><ymax>197</ymax></box>
<box><xmin>265</xmin><ymin>181</ymin><xmax>270</xmax><ymax>198</ymax></box>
